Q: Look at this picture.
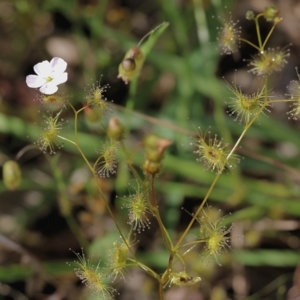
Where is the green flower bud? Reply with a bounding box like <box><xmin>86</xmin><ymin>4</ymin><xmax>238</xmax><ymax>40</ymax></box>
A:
<box><xmin>144</xmin><ymin>135</ymin><xmax>172</xmax><ymax>152</ymax></box>
<box><xmin>264</xmin><ymin>6</ymin><xmax>279</xmax><ymax>22</ymax></box>
<box><xmin>3</xmin><ymin>160</ymin><xmax>22</xmax><ymax>190</ymax></box>
<box><xmin>142</xmin><ymin>134</ymin><xmax>172</xmax><ymax>175</ymax></box>
<box><xmin>246</xmin><ymin>10</ymin><xmax>254</xmax><ymax>20</ymax></box>
<box><xmin>144</xmin><ymin>134</ymin><xmax>161</xmax><ymax>150</ymax></box>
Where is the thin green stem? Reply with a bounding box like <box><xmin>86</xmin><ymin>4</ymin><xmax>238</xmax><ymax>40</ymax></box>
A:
<box><xmin>137</xmin><ymin>22</ymin><xmax>167</xmax><ymax>48</ymax></box>
<box><xmin>67</xmin><ymin>102</ymin><xmax>144</xmax><ymax>267</ymax></box>
<box><xmin>238</xmin><ymin>38</ymin><xmax>261</xmax><ymax>51</ymax></box>
<box><xmin>159</xmin><ymin>283</ymin><xmax>165</xmax><ymax>300</ymax></box>
<box><xmin>151</xmin><ymin>176</ymin><xmax>173</xmax><ymax>251</ymax></box>
<box><xmin>126</xmin><ymin>78</ymin><xmax>138</xmax><ymax>111</ymax></box>
<box><xmin>175</xmin><ymin>252</ymin><xmax>186</xmax><ymax>267</ymax></box>
<box><xmin>262</xmin><ymin>24</ymin><xmax>277</xmax><ymax>50</ymax></box>
<box><xmin>127</xmin><ymin>259</ymin><xmax>160</xmax><ymax>281</ymax></box>
<box><xmin>47</xmin><ymin>154</ymin><xmax>89</xmax><ymax>248</ymax></box>
<box><xmin>175</xmin><ymin>101</ymin><xmax>267</xmax><ymax>249</ymax></box>
<box><xmin>120</xmin><ymin>141</ymin><xmax>143</xmax><ymax>184</ymax></box>
<box><xmin>65</xmin><ymin>214</ymin><xmax>89</xmax><ymax>248</ymax></box>
<box><xmin>15</xmin><ymin>144</ymin><xmax>39</xmax><ymax>161</ymax></box>
<box><xmin>57</xmin><ymin>135</ymin><xmax>76</xmax><ymax>145</ymax></box>
<box><xmin>181</xmin><ymin>240</ymin><xmax>206</xmax><ymax>249</ymax></box>
<box><xmin>226</xmin><ymin>127</ymin><xmax>247</xmax><ymax>160</ymax></box>
<box><xmin>254</xmin><ymin>16</ymin><xmax>263</xmax><ymax>49</ymax></box>
<box><xmin>175</xmin><ymin>173</ymin><xmax>221</xmax><ymax>249</ymax></box>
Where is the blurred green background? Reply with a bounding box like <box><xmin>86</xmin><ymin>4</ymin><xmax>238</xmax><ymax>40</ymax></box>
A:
<box><xmin>0</xmin><ymin>0</ymin><xmax>300</xmax><ymax>299</ymax></box>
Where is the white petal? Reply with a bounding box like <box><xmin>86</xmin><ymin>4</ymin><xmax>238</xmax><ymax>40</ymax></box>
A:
<box><xmin>33</xmin><ymin>60</ymin><xmax>51</xmax><ymax>77</ymax></box>
<box><xmin>26</xmin><ymin>75</ymin><xmax>46</xmax><ymax>88</ymax></box>
<box><xmin>39</xmin><ymin>82</ymin><xmax>58</xmax><ymax>94</ymax></box>
<box><xmin>50</xmin><ymin>57</ymin><xmax>67</xmax><ymax>73</ymax></box>
<box><xmin>52</xmin><ymin>72</ymin><xmax>68</xmax><ymax>85</ymax></box>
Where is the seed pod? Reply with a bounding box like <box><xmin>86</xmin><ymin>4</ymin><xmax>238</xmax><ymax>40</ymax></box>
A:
<box><xmin>3</xmin><ymin>160</ymin><xmax>22</xmax><ymax>191</ymax></box>
<box><xmin>117</xmin><ymin>47</ymin><xmax>144</xmax><ymax>84</ymax></box>
<box><xmin>121</xmin><ymin>58</ymin><xmax>136</xmax><ymax>72</ymax></box>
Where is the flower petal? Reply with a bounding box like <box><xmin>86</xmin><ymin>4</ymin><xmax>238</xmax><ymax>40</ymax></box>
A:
<box><xmin>50</xmin><ymin>57</ymin><xmax>67</xmax><ymax>74</ymax></box>
<box><xmin>26</xmin><ymin>75</ymin><xmax>46</xmax><ymax>88</ymax></box>
<box><xmin>52</xmin><ymin>72</ymin><xmax>68</xmax><ymax>85</ymax></box>
<box><xmin>34</xmin><ymin>60</ymin><xmax>51</xmax><ymax>77</ymax></box>
<box><xmin>39</xmin><ymin>82</ymin><xmax>58</xmax><ymax>94</ymax></box>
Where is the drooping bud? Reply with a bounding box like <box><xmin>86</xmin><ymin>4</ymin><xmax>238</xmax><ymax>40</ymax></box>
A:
<box><xmin>117</xmin><ymin>47</ymin><xmax>144</xmax><ymax>84</ymax></box>
<box><xmin>3</xmin><ymin>160</ymin><xmax>22</xmax><ymax>190</ymax></box>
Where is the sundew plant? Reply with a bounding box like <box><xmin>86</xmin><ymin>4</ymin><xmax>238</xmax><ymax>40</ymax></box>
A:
<box><xmin>1</xmin><ymin>1</ymin><xmax>300</xmax><ymax>300</ymax></box>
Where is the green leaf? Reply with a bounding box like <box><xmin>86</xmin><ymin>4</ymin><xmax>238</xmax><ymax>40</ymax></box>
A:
<box><xmin>140</xmin><ymin>22</ymin><xmax>169</xmax><ymax>57</ymax></box>
<box><xmin>234</xmin><ymin>250</ymin><xmax>300</xmax><ymax>266</ymax></box>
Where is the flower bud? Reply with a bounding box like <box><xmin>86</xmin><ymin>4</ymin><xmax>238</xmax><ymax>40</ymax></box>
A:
<box><xmin>246</xmin><ymin>10</ymin><xmax>254</xmax><ymax>20</ymax></box>
<box><xmin>144</xmin><ymin>134</ymin><xmax>172</xmax><ymax>153</ymax></box>
<box><xmin>264</xmin><ymin>6</ymin><xmax>279</xmax><ymax>22</ymax></box>
<box><xmin>144</xmin><ymin>134</ymin><xmax>160</xmax><ymax>149</ymax></box>
<box><xmin>107</xmin><ymin>118</ymin><xmax>125</xmax><ymax>141</ymax></box>
<box><xmin>84</xmin><ymin>105</ymin><xmax>102</xmax><ymax>123</ymax></box>
<box><xmin>3</xmin><ymin>160</ymin><xmax>22</xmax><ymax>190</ymax></box>
<box><xmin>145</xmin><ymin>148</ymin><xmax>164</xmax><ymax>162</ymax></box>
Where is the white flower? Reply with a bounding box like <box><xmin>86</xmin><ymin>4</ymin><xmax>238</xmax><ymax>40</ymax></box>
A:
<box><xmin>26</xmin><ymin>57</ymin><xmax>68</xmax><ymax>94</ymax></box>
